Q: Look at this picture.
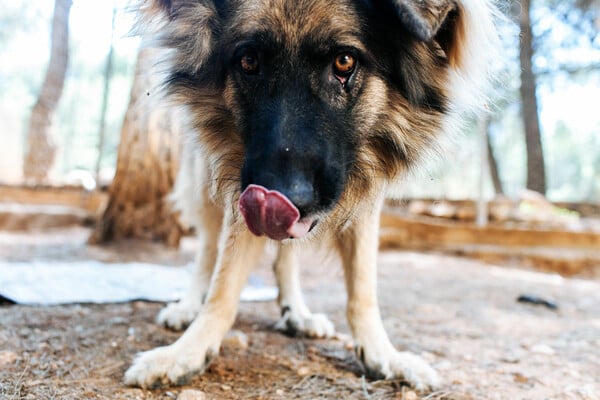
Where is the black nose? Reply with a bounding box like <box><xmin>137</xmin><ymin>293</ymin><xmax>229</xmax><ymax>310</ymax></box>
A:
<box><xmin>242</xmin><ymin>139</ymin><xmax>343</xmax><ymax>218</ymax></box>
<box><xmin>281</xmin><ymin>176</ymin><xmax>315</xmax><ymax>216</ymax></box>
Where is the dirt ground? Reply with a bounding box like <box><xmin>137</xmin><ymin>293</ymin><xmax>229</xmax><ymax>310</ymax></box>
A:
<box><xmin>1</xmin><ymin>227</ymin><xmax>599</xmax><ymax>400</ymax></box>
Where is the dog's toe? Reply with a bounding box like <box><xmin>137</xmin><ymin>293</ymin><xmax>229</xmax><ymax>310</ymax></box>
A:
<box><xmin>276</xmin><ymin>310</ymin><xmax>335</xmax><ymax>338</ymax></box>
<box><xmin>357</xmin><ymin>346</ymin><xmax>441</xmax><ymax>392</ymax></box>
<box><xmin>124</xmin><ymin>345</ymin><xmax>215</xmax><ymax>389</ymax></box>
<box><xmin>156</xmin><ymin>301</ymin><xmax>201</xmax><ymax>331</ymax></box>
<box><xmin>386</xmin><ymin>351</ymin><xmax>441</xmax><ymax>391</ymax></box>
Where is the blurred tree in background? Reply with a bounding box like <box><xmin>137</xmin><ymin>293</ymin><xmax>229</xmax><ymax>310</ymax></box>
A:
<box><xmin>471</xmin><ymin>0</ymin><xmax>600</xmax><ymax>202</ymax></box>
<box><xmin>22</xmin><ymin>0</ymin><xmax>72</xmax><ymax>184</ymax></box>
<box><xmin>89</xmin><ymin>48</ymin><xmax>184</xmax><ymax>246</ymax></box>
<box><xmin>518</xmin><ymin>0</ymin><xmax>547</xmax><ymax>195</ymax></box>
<box><xmin>0</xmin><ymin>0</ymin><xmax>138</xmax><ymax>185</ymax></box>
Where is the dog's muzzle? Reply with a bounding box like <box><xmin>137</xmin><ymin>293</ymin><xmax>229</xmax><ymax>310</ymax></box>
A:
<box><xmin>239</xmin><ymin>184</ymin><xmax>314</xmax><ymax>240</ymax></box>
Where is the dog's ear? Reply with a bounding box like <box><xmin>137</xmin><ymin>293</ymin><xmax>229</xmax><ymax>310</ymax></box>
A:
<box><xmin>142</xmin><ymin>0</ymin><xmax>226</xmax><ymax>20</ymax></box>
<box><xmin>138</xmin><ymin>0</ymin><xmax>227</xmax><ymax>75</ymax></box>
<box><xmin>391</xmin><ymin>0</ymin><xmax>456</xmax><ymax>42</ymax></box>
<box><xmin>390</xmin><ymin>0</ymin><xmax>499</xmax><ymax>111</ymax></box>
<box><xmin>389</xmin><ymin>0</ymin><xmax>466</xmax><ymax>69</ymax></box>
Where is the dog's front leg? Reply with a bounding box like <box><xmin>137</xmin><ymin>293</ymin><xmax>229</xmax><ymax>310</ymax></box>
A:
<box><xmin>337</xmin><ymin>197</ymin><xmax>441</xmax><ymax>392</ymax></box>
<box><xmin>157</xmin><ymin>186</ymin><xmax>223</xmax><ymax>331</ymax></box>
<box><xmin>274</xmin><ymin>244</ymin><xmax>335</xmax><ymax>338</ymax></box>
<box><xmin>125</xmin><ymin>212</ymin><xmax>266</xmax><ymax>389</ymax></box>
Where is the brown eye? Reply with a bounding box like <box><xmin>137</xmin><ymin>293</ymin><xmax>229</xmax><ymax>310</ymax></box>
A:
<box><xmin>333</xmin><ymin>53</ymin><xmax>356</xmax><ymax>76</ymax></box>
<box><xmin>240</xmin><ymin>52</ymin><xmax>259</xmax><ymax>74</ymax></box>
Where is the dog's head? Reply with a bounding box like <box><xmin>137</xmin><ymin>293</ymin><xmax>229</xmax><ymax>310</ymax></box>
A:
<box><xmin>142</xmin><ymin>0</ymin><xmax>496</xmax><ymax>240</ymax></box>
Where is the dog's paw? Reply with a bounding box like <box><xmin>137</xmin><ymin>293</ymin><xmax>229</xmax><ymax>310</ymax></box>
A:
<box><xmin>276</xmin><ymin>308</ymin><xmax>335</xmax><ymax>338</ymax></box>
<box><xmin>124</xmin><ymin>344</ymin><xmax>217</xmax><ymax>389</ymax></box>
<box><xmin>156</xmin><ymin>301</ymin><xmax>201</xmax><ymax>331</ymax></box>
<box><xmin>357</xmin><ymin>347</ymin><xmax>441</xmax><ymax>392</ymax></box>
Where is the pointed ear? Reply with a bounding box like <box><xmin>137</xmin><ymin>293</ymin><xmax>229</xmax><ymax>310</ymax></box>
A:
<box><xmin>391</xmin><ymin>0</ymin><xmax>468</xmax><ymax>69</ymax></box>
<box><xmin>391</xmin><ymin>0</ymin><xmax>457</xmax><ymax>42</ymax></box>
<box><xmin>137</xmin><ymin>0</ymin><xmax>227</xmax><ymax>76</ymax></box>
<box><xmin>392</xmin><ymin>0</ymin><xmax>499</xmax><ymax>111</ymax></box>
<box><xmin>140</xmin><ymin>0</ymin><xmax>226</xmax><ymax>21</ymax></box>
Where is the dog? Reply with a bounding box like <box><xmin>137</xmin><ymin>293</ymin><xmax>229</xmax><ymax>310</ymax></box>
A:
<box><xmin>125</xmin><ymin>0</ymin><xmax>498</xmax><ymax>391</ymax></box>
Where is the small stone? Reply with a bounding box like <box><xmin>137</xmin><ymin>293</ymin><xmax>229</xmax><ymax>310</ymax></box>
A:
<box><xmin>222</xmin><ymin>330</ymin><xmax>249</xmax><ymax>350</ymax></box>
<box><xmin>0</xmin><ymin>351</ymin><xmax>18</xmax><ymax>366</ymax></box>
<box><xmin>276</xmin><ymin>389</ymin><xmax>285</xmax><ymax>396</ymax></box>
<box><xmin>221</xmin><ymin>384</ymin><xmax>232</xmax><ymax>391</ymax></box>
<box><xmin>333</xmin><ymin>332</ymin><xmax>352</xmax><ymax>343</ymax></box>
<box><xmin>513</xmin><ymin>372</ymin><xmax>529</xmax><ymax>384</ymax></box>
<box><xmin>500</xmin><ymin>348</ymin><xmax>526</xmax><ymax>364</ymax></box>
<box><xmin>396</xmin><ymin>390</ymin><xmax>419</xmax><ymax>400</ymax></box>
<box><xmin>530</xmin><ymin>344</ymin><xmax>555</xmax><ymax>355</ymax></box>
<box><xmin>421</xmin><ymin>351</ymin><xmax>436</xmax><ymax>363</ymax></box>
<box><xmin>343</xmin><ymin>340</ymin><xmax>355</xmax><ymax>351</ymax></box>
<box><xmin>177</xmin><ymin>389</ymin><xmax>207</xmax><ymax>400</ymax></box>
<box><xmin>297</xmin><ymin>366</ymin><xmax>311</xmax><ymax>376</ymax></box>
<box><xmin>436</xmin><ymin>360</ymin><xmax>452</xmax><ymax>370</ymax></box>
<box><xmin>37</xmin><ymin>342</ymin><xmax>50</xmax><ymax>351</ymax></box>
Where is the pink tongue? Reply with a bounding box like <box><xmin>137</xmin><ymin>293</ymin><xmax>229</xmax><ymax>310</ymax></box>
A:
<box><xmin>239</xmin><ymin>184</ymin><xmax>312</xmax><ymax>240</ymax></box>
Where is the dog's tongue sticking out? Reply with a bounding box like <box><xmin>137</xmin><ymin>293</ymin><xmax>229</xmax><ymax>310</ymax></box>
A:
<box><xmin>239</xmin><ymin>184</ymin><xmax>312</xmax><ymax>240</ymax></box>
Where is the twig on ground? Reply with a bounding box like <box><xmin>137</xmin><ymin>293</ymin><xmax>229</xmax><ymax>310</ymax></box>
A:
<box><xmin>361</xmin><ymin>375</ymin><xmax>372</xmax><ymax>399</ymax></box>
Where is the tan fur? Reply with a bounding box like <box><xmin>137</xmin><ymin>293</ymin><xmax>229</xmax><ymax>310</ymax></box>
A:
<box><xmin>125</xmin><ymin>0</ymin><xmax>498</xmax><ymax>391</ymax></box>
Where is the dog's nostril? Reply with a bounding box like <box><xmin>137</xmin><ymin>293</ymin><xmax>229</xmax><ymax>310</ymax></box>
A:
<box><xmin>286</xmin><ymin>180</ymin><xmax>315</xmax><ymax>214</ymax></box>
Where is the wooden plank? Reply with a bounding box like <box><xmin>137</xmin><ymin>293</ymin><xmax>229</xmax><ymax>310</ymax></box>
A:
<box><xmin>380</xmin><ymin>213</ymin><xmax>600</xmax><ymax>250</ymax></box>
<box><xmin>0</xmin><ymin>185</ymin><xmax>107</xmax><ymax>215</ymax></box>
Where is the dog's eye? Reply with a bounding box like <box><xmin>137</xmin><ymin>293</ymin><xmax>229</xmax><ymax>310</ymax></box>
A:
<box><xmin>333</xmin><ymin>53</ymin><xmax>356</xmax><ymax>77</ymax></box>
<box><xmin>240</xmin><ymin>52</ymin><xmax>259</xmax><ymax>74</ymax></box>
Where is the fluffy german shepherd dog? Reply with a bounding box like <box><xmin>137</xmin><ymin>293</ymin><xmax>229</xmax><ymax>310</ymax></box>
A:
<box><xmin>125</xmin><ymin>0</ymin><xmax>497</xmax><ymax>391</ymax></box>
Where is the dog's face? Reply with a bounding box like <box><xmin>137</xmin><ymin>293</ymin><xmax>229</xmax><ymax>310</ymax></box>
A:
<box><xmin>145</xmin><ymin>0</ymin><xmax>477</xmax><ymax>239</ymax></box>
<box><xmin>230</xmin><ymin>4</ymin><xmax>364</xmax><ymax>218</ymax></box>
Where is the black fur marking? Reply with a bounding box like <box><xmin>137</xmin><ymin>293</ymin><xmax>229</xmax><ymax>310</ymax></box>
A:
<box><xmin>280</xmin><ymin>305</ymin><xmax>291</xmax><ymax>318</ymax></box>
<box><xmin>204</xmin><ymin>348</ymin><xmax>217</xmax><ymax>366</ymax></box>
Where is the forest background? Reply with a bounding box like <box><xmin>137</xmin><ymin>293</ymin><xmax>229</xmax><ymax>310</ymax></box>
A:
<box><xmin>0</xmin><ymin>0</ymin><xmax>599</xmax><ymax>202</ymax></box>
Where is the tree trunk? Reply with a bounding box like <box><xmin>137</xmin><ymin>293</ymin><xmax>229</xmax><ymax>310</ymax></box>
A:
<box><xmin>518</xmin><ymin>0</ymin><xmax>547</xmax><ymax>195</ymax></box>
<box><xmin>89</xmin><ymin>47</ymin><xmax>183</xmax><ymax>247</ymax></box>
<box><xmin>95</xmin><ymin>6</ymin><xmax>117</xmax><ymax>183</ymax></box>
<box><xmin>23</xmin><ymin>0</ymin><xmax>72</xmax><ymax>184</ymax></box>
<box><xmin>486</xmin><ymin>125</ymin><xmax>504</xmax><ymax>196</ymax></box>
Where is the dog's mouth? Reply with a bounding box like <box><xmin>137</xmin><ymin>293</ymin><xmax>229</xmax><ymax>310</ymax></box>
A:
<box><xmin>239</xmin><ymin>184</ymin><xmax>317</xmax><ymax>240</ymax></box>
